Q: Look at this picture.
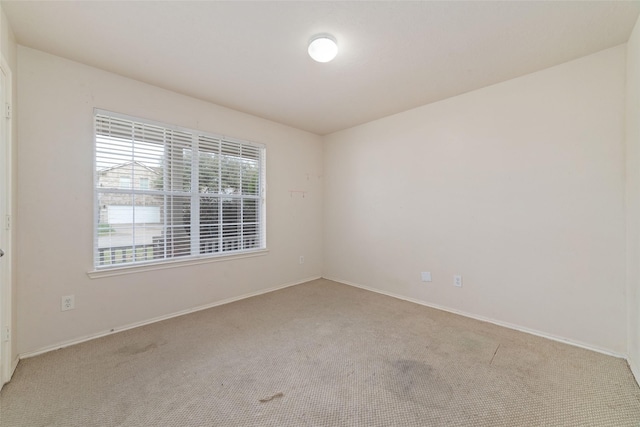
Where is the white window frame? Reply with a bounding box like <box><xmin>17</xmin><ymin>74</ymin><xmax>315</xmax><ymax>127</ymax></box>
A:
<box><xmin>92</xmin><ymin>109</ymin><xmax>266</xmax><ymax>272</ymax></box>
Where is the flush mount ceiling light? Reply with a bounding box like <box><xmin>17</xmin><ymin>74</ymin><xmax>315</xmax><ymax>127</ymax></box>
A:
<box><xmin>308</xmin><ymin>34</ymin><xmax>338</xmax><ymax>63</ymax></box>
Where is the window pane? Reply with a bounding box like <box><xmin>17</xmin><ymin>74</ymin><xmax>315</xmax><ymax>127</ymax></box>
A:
<box><xmin>159</xmin><ymin>195</ymin><xmax>191</xmax><ymax>258</ymax></box>
<box><xmin>96</xmin><ymin>193</ymin><xmax>164</xmax><ymax>265</ymax></box>
<box><xmin>199</xmin><ymin>152</ymin><xmax>220</xmax><ymax>193</ymax></box>
<box><xmin>200</xmin><ymin>195</ymin><xmax>220</xmax><ymax>254</ymax></box>
<box><xmin>96</xmin><ymin>192</ymin><xmax>134</xmax><ymax>265</ymax></box>
<box><xmin>243</xmin><ymin>198</ymin><xmax>258</xmax><ymax>223</ymax></box>
<box><xmin>96</xmin><ymin>116</ymin><xmax>165</xmax><ymax>192</ymax></box>
<box><xmin>241</xmin><ymin>159</ymin><xmax>260</xmax><ymax>196</ymax></box>
<box><xmin>165</xmin><ymin>135</ymin><xmax>191</xmax><ymax>193</ymax></box>
<box><xmin>222</xmin><ymin>199</ymin><xmax>240</xmax><ymax>252</ymax></box>
<box><xmin>220</xmin><ymin>155</ymin><xmax>240</xmax><ymax>194</ymax></box>
<box><xmin>242</xmin><ymin>224</ymin><xmax>259</xmax><ymax>250</ymax></box>
<box><xmin>198</xmin><ymin>135</ymin><xmax>221</xmax><ymax>193</ymax></box>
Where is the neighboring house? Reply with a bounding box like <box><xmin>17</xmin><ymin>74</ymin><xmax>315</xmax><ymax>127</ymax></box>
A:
<box><xmin>97</xmin><ymin>161</ymin><xmax>162</xmax><ymax>225</ymax></box>
<box><xmin>96</xmin><ymin>160</ymin><xmax>252</xmax><ymax>259</ymax></box>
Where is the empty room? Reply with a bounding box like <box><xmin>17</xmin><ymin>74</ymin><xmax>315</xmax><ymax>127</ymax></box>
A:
<box><xmin>1</xmin><ymin>1</ymin><xmax>640</xmax><ymax>425</ymax></box>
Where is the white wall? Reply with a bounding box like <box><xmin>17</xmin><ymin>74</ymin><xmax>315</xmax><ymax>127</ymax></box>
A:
<box><xmin>16</xmin><ymin>46</ymin><xmax>323</xmax><ymax>355</ymax></box>
<box><xmin>0</xmin><ymin>3</ymin><xmax>18</xmax><ymax>371</ymax></box>
<box><xmin>324</xmin><ymin>46</ymin><xmax>627</xmax><ymax>354</ymax></box>
<box><xmin>626</xmin><ymin>15</ymin><xmax>640</xmax><ymax>381</ymax></box>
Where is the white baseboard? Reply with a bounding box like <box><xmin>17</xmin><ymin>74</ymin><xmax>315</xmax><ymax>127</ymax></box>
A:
<box><xmin>10</xmin><ymin>354</ymin><xmax>17</xmax><ymax>376</ymax></box>
<box><xmin>20</xmin><ymin>275</ymin><xmax>321</xmax><ymax>360</ymax></box>
<box><xmin>325</xmin><ymin>276</ymin><xmax>627</xmax><ymax>360</ymax></box>
<box><xmin>629</xmin><ymin>359</ymin><xmax>640</xmax><ymax>387</ymax></box>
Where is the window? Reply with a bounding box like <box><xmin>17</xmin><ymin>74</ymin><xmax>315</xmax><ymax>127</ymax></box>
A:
<box><xmin>119</xmin><ymin>177</ymin><xmax>132</xmax><ymax>189</ymax></box>
<box><xmin>94</xmin><ymin>110</ymin><xmax>265</xmax><ymax>269</ymax></box>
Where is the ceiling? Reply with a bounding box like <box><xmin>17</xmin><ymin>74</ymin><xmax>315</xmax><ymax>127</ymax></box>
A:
<box><xmin>3</xmin><ymin>1</ymin><xmax>640</xmax><ymax>135</ymax></box>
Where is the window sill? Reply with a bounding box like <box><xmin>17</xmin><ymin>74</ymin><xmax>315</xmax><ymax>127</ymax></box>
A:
<box><xmin>87</xmin><ymin>249</ymin><xmax>269</xmax><ymax>279</ymax></box>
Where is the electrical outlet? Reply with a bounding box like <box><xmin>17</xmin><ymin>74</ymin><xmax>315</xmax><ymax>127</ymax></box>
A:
<box><xmin>421</xmin><ymin>272</ymin><xmax>432</xmax><ymax>282</ymax></box>
<box><xmin>61</xmin><ymin>295</ymin><xmax>75</xmax><ymax>311</ymax></box>
<box><xmin>299</xmin><ymin>255</ymin><xmax>305</xmax><ymax>264</ymax></box>
<box><xmin>454</xmin><ymin>275</ymin><xmax>463</xmax><ymax>287</ymax></box>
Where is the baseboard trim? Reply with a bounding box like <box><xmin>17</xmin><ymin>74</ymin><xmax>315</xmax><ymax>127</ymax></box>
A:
<box><xmin>325</xmin><ymin>276</ymin><xmax>627</xmax><ymax>360</ymax></box>
<box><xmin>20</xmin><ymin>275</ymin><xmax>321</xmax><ymax>360</ymax></box>
<box><xmin>10</xmin><ymin>355</ymin><xmax>18</xmax><ymax>376</ymax></box>
<box><xmin>629</xmin><ymin>359</ymin><xmax>640</xmax><ymax>387</ymax></box>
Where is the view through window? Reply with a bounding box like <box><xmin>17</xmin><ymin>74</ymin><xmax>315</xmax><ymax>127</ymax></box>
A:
<box><xmin>94</xmin><ymin>110</ymin><xmax>265</xmax><ymax>269</ymax></box>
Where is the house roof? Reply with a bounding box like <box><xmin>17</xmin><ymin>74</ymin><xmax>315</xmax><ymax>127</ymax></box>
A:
<box><xmin>4</xmin><ymin>1</ymin><xmax>640</xmax><ymax>135</ymax></box>
<box><xmin>98</xmin><ymin>161</ymin><xmax>161</xmax><ymax>175</ymax></box>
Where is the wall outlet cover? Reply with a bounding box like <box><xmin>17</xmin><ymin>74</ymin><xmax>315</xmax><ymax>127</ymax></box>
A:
<box><xmin>61</xmin><ymin>295</ymin><xmax>75</xmax><ymax>311</ymax></box>
<box><xmin>454</xmin><ymin>275</ymin><xmax>463</xmax><ymax>287</ymax></box>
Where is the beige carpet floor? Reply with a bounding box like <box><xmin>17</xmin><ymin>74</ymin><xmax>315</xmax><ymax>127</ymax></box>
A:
<box><xmin>1</xmin><ymin>278</ymin><xmax>639</xmax><ymax>426</ymax></box>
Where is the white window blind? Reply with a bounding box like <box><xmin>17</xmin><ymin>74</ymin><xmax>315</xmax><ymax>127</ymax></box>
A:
<box><xmin>94</xmin><ymin>110</ymin><xmax>265</xmax><ymax>269</ymax></box>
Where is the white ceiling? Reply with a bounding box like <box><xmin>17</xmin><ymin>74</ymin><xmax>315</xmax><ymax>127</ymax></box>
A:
<box><xmin>3</xmin><ymin>1</ymin><xmax>640</xmax><ymax>135</ymax></box>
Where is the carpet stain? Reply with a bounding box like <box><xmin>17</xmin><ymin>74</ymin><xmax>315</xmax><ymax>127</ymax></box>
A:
<box><xmin>386</xmin><ymin>359</ymin><xmax>453</xmax><ymax>405</ymax></box>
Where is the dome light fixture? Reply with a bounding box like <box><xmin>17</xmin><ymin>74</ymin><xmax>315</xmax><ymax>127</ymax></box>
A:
<box><xmin>308</xmin><ymin>34</ymin><xmax>338</xmax><ymax>63</ymax></box>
